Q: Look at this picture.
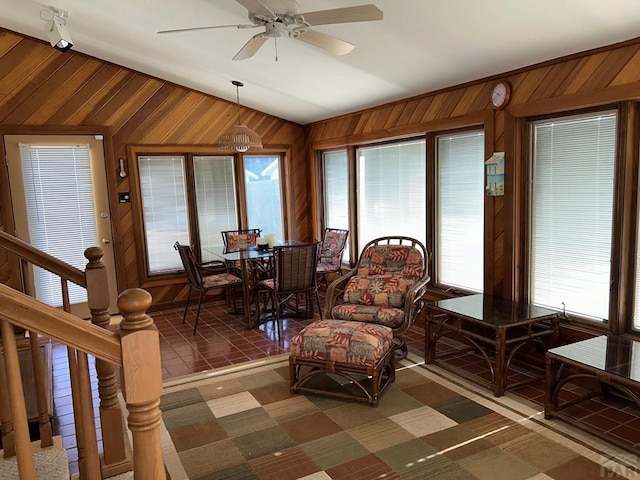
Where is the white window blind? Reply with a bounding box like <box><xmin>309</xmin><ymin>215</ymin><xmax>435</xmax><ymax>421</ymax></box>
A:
<box><xmin>194</xmin><ymin>155</ymin><xmax>238</xmax><ymax>263</ymax></box>
<box><xmin>138</xmin><ymin>156</ymin><xmax>189</xmax><ymax>274</ymax></box>
<box><xmin>19</xmin><ymin>143</ymin><xmax>96</xmax><ymax>307</ymax></box>
<box><xmin>530</xmin><ymin>112</ymin><xmax>616</xmax><ymax>321</ymax></box>
<box><xmin>356</xmin><ymin>140</ymin><xmax>426</xmax><ymax>252</ymax></box>
<box><xmin>437</xmin><ymin>131</ymin><xmax>485</xmax><ymax>291</ymax></box>
<box><xmin>323</xmin><ymin>150</ymin><xmax>350</xmax><ymax>258</ymax></box>
<box><xmin>244</xmin><ymin>155</ymin><xmax>283</xmax><ymax>239</ymax></box>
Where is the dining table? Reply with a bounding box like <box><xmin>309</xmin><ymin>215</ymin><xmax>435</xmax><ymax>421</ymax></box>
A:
<box><xmin>206</xmin><ymin>240</ymin><xmax>303</xmax><ymax>328</ymax></box>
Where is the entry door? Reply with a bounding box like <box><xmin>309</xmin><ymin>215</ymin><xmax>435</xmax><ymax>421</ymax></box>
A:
<box><xmin>4</xmin><ymin>134</ymin><xmax>119</xmax><ymax>317</ymax></box>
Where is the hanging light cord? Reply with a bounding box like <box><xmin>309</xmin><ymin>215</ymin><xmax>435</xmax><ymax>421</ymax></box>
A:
<box><xmin>234</xmin><ymin>81</ymin><xmax>243</xmax><ymax>125</ymax></box>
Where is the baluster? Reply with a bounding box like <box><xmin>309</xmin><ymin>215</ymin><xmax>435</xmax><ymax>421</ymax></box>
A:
<box><xmin>28</xmin><ymin>331</ymin><xmax>53</xmax><ymax>447</ymax></box>
<box><xmin>0</xmin><ymin>320</ymin><xmax>36</xmax><ymax>478</ymax></box>
<box><xmin>118</xmin><ymin>288</ymin><xmax>166</xmax><ymax>480</ymax></box>
<box><xmin>84</xmin><ymin>247</ymin><xmax>130</xmax><ymax>476</ymax></box>
<box><xmin>0</xmin><ymin>348</ymin><xmax>16</xmax><ymax>457</ymax></box>
<box><xmin>61</xmin><ymin>278</ymin><xmax>101</xmax><ymax>480</ymax></box>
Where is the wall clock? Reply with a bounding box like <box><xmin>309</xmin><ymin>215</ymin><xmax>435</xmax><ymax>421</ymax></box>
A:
<box><xmin>491</xmin><ymin>80</ymin><xmax>511</xmax><ymax>110</ymax></box>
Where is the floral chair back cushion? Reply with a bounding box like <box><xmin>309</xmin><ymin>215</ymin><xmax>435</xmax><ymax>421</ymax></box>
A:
<box><xmin>319</xmin><ymin>229</ymin><xmax>349</xmax><ymax>268</ymax></box>
<box><xmin>356</xmin><ymin>245</ymin><xmax>424</xmax><ymax>280</ymax></box>
<box><xmin>226</xmin><ymin>232</ymin><xmax>260</xmax><ymax>251</ymax></box>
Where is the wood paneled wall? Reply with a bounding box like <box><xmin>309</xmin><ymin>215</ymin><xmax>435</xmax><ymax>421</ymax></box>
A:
<box><xmin>305</xmin><ymin>36</ymin><xmax>640</xmax><ymax>300</ymax></box>
<box><xmin>0</xmin><ymin>29</ymin><xmax>307</xmax><ymax>309</ymax></box>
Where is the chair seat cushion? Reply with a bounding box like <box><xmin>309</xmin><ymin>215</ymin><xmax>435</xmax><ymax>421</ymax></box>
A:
<box><xmin>330</xmin><ymin>304</ymin><xmax>405</xmax><ymax>329</ymax></box>
<box><xmin>343</xmin><ymin>275</ymin><xmax>410</xmax><ymax>308</ymax></box>
<box><xmin>259</xmin><ymin>278</ymin><xmax>275</xmax><ymax>289</ymax></box>
<box><xmin>290</xmin><ymin>319</ymin><xmax>393</xmax><ymax>367</ymax></box>
<box><xmin>203</xmin><ymin>273</ymin><xmax>242</xmax><ymax>288</ymax></box>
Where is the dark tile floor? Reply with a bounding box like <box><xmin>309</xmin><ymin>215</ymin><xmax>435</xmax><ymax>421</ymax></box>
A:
<box><xmin>50</xmin><ymin>297</ymin><xmax>639</xmax><ymax>476</ymax></box>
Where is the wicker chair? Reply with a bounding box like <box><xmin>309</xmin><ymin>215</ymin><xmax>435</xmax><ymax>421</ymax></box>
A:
<box><xmin>323</xmin><ymin>236</ymin><xmax>430</xmax><ymax>359</ymax></box>
<box><xmin>257</xmin><ymin>243</ymin><xmax>322</xmax><ymax>340</ymax></box>
<box><xmin>174</xmin><ymin>242</ymin><xmax>243</xmax><ymax>335</ymax></box>
<box><xmin>316</xmin><ymin>228</ymin><xmax>349</xmax><ymax>286</ymax></box>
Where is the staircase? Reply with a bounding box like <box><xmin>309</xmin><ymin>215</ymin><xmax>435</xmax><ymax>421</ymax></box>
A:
<box><xmin>0</xmin><ymin>230</ymin><xmax>165</xmax><ymax>479</ymax></box>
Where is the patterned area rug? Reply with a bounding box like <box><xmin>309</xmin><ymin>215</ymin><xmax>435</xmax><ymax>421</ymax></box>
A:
<box><xmin>158</xmin><ymin>353</ymin><xmax>638</xmax><ymax>480</ymax></box>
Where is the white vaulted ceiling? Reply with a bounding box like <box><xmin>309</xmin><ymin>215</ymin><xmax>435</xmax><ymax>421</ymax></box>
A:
<box><xmin>3</xmin><ymin>0</ymin><xmax>640</xmax><ymax>124</ymax></box>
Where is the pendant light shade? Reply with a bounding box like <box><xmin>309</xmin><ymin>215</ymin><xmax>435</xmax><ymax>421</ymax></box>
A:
<box><xmin>218</xmin><ymin>80</ymin><xmax>262</xmax><ymax>152</ymax></box>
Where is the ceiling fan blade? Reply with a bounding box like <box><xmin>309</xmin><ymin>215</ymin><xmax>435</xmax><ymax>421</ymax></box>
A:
<box><xmin>233</xmin><ymin>34</ymin><xmax>269</xmax><ymax>60</ymax></box>
<box><xmin>235</xmin><ymin>0</ymin><xmax>276</xmax><ymax>19</ymax></box>
<box><xmin>298</xmin><ymin>5</ymin><xmax>383</xmax><ymax>26</ymax></box>
<box><xmin>157</xmin><ymin>24</ymin><xmax>257</xmax><ymax>34</ymax></box>
<box><xmin>296</xmin><ymin>29</ymin><xmax>354</xmax><ymax>56</ymax></box>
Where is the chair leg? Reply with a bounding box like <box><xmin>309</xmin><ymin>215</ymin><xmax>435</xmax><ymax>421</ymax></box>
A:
<box><xmin>182</xmin><ymin>285</ymin><xmax>193</xmax><ymax>324</ymax></box>
<box><xmin>193</xmin><ymin>290</ymin><xmax>205</xmax><ymax>336</ymax></box>
<box><xmin>274</xmin><ymin>294</ymin><xmax>282</xmax><ymax>342</ymax></box>
<box><xmin>314</xmin><ymin>289</ymin><xmax>322</xmax><ymax>319</ymax></box>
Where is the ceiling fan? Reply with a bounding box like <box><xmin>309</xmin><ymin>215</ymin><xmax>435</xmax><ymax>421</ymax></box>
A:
<box><xmin>157</xmin><ymin>0</ymin><xmax>383</xmax><ymax>60</ymax></box>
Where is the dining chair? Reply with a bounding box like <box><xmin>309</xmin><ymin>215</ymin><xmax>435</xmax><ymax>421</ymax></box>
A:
<box><xmin>256</xmin><ymin>242</ymin><xmax>322</xmax><ymax>340</ymax></box>
<box><xmin>174</xmin><ymin>242</ymin><xmax>243</xmax><ymax>335</ymax></box>
<box><xmin>316</xmin><ymin>227</ymin><xmax>349</xmax><ymax>287</ymax></box>
<box><xmin>221</xmin><ymin>227</ymin><xmax>272</xmax><ymax>281</ymax></box>
<box><xmin>221</xmin><ymin>228</ymin><xmax>262</xmax><ymax>251</ymax></box>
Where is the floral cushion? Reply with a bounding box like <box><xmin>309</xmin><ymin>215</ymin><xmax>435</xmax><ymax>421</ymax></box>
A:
<box><xmin>226</xmin><ymin>233</ymin><xmax>260</xmax><ymax>251</ymax></box>
<box><xmin>202</xmin><ymin>273</ymin><xmax>242</xmax><ymax>288</ymax></box>
<box><xmin>330</xmin><ymin>304</ymin><xmax>404</xmax><ymax>328</ymax></box>
<box><xmin>318</xmin><ymin>230</ymin><xmax>348</xmax><ymax>269</ymax></box>
<box><xmin>357</xmin><ymin>245</ymin><xmax>423</xmax><ymax>280</ymax></box>
<box><xmin>343</xmin><ymin>275</ymin><xmax>409</xmax><ymax>308</ymax></box>
<box><xmin>290</xmin><ymin>319</ymin><xmax>393</xmax><ymax>367</ymax></box>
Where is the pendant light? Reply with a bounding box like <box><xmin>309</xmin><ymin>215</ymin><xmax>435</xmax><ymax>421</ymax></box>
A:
<box><xmin>218</xmin><ymin>80</ymin><xmax>262</xmax><ymax>152</ymax></box>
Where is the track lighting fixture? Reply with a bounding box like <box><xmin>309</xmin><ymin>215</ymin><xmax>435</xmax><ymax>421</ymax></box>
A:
<box><xmin>43</xmin><ymin>6</ymin><xmax>73</xmax><ymax>52</ymax></box>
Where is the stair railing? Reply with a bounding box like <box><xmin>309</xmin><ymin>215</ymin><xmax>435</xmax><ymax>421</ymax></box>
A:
<box><xmin>0</xmin><ymin>230</ymin><xmax>165</xmax><ymax>479</ymax></box>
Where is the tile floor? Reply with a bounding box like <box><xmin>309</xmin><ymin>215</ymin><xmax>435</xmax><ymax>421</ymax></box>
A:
<box><xmin>49</xmin><ymin>297</ymin><xmax>639</xmax><ymax>476</ymax></box>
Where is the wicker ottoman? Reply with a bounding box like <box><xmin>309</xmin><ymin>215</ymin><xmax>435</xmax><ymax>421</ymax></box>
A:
<box><xmin>289</xmin><ymin>319</ymin><xmax>395</xmax><ymax>407</ymax></box>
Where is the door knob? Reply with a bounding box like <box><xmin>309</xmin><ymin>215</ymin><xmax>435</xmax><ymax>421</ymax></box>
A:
<box><xmin>102</xmin><ymin>238</ymin><xmax>111</xmax><ymax>244</ymax></box>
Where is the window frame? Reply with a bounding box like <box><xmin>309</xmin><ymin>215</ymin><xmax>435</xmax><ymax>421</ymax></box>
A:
<box><xmin>129</xmin><ymin>145</ymin><xmax>289</xmax><ymax>285</ymax></box>
<box><xmin>515</xmin><ymin>103</ymin><xmax>640</xmax><ymax>335</ymax></box>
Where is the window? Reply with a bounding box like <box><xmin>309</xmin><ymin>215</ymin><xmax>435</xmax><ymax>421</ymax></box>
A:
<box><xmin>244</xmin><ymin>155</ymin><xmax>284</xmax><ymax>240</ymax></box>
<box><xmin>138</xmin><ymin>155</ymin><xmax>189</xmax><ymax>274</ymax></box>
<box><xmin>322</xmin><ymin>150</ymin><xmax>349</xmax><ymax>257</ymax></box>
<box><xmin>136</xmin><ymin>150</ymin><xmax>285</xmax><ymax>278</ymax></box>
<box><xmin>436</xmin><ymin>130</ymin><xmax>485</xmax><ymax>291</ymax></box>
<box><xmin>356</xmin><ymin>140</ymin><xmax>426</xmax><ymax>252</ymax></box>
<box><xmin>529</xmin><ymin>112</ymin><xmax>616</xmax><ymax>321</ymax></box>
<box><xmin>194</xmin><ymin>155</ymin><xmax>238</xmax><ymax>263</ymax></box>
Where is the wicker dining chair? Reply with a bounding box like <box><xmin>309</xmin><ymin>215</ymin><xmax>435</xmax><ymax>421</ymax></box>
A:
<box><xmin>174</xmin><ymin>242</ymin><xmax>243</xmax><ymax>335</ymax></box>
<box><xmin>316</xmin><ymin>228</ymin><xmax>349</xmax><ymax>287</ymax></box>
<box><xmin>256</xmin><ymin>242</ymin><xmax>322</xmax><ymax>340</ymax></box>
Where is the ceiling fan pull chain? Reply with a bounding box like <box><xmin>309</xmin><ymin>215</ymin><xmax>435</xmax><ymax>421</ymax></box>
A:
<box><xmin>275</xmin><ymin>35</ymin><xmax>279</xmax><ymax>62</ymax></box>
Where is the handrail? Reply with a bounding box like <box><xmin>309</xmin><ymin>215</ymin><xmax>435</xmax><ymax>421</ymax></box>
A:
<box><xmin>0</xmin><ymin>284</ymin><xmax>122</xmax><ymax>365</ymax></box>
<box><xmin>0</xmin><ymin>230</ymin><xmax>85</xmax><ymax>288</ymax></box>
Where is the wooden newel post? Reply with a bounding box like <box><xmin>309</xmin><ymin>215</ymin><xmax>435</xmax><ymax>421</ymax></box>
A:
<box><xmin>85</xmin><ymin>247</ymin><xmax>131</xmax><ymax>476</ymax></box>
<box><xmin>117</xmin><ymin>288</ymin><xmax>166</xmax><ymax>480</ymax></box>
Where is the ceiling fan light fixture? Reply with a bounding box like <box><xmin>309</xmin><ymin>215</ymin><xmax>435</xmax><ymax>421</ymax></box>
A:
<box><xmin>218</xmin><ymin>80</ymin><xmax>263</xmax><ymax>152</ymax></box>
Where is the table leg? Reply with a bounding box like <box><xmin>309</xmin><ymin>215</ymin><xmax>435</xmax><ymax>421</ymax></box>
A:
<box><xmin>425</xmin><ymin>313</ymin><xmax>435</xmax><ymax>363</ymax></box>
<box><xmin>544</xmin><ymin>355</ymin><xmax>558</xmax><ymax>419</ymax></box>
<box><xmin>494</xmin><ymin>328</ymin><xmax>507</xmax><ymax>396</ymax></box>
<box><xmin>238</xmin><ymin>261</ymin><xmax>253</xmax><ymax>328</ymax></box>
